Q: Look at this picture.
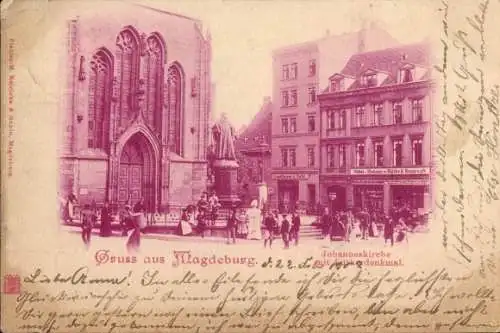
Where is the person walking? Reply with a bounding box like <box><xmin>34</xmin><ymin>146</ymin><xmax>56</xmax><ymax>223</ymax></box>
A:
<box><xmin>384</xmin><ymin>215</ymin><xmax>395</xmax><ymax>246</ymax></box>
<box><xmin>197</xmin><ymin>210</ymin><xmax>208</xmax><ymax>239</ymax></box>
<box><xmin>81</xmin><ymin>204</ymin><xmax>94</xmax><ymax>249</ymax></box>
<box><xmin>126</xmin><ymin>208</ymin><xmax>142</xmax><ymax>253</ymax></box>
<box><xmin>263</xmin><ymin>210</ymin><xmax>277</xmax><ymax>248</ymax></box>
<box><xmin>226</xmin><ymin>208</ymin><xmax>240</xmax><ymax>244</ymax></box>
<box><xmin>290</xmin><ymin>211</ymin><xmax>301</xmax><ymax>246</ymax></box>
<box><xmin>320</xmin><ymin>208</ymin><xmax>333</xmax><ymax>240</ymax></box>
<box><xmin>280</xmin><ymin>214</ymin><xmax>290</xmax><ymax>249</ymax></box>
<box><xmin>359</xmin><ymin>208</ymin><xmax>370</xmax><ymax>240</ymax></box>
<box><xmin>99</xmin><ymin>201</ymin><xmax>112</xmax><ymax>237</ymax></box>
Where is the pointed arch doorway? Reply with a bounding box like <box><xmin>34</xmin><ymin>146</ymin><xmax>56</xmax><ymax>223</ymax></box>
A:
<box><xmin>117</xmin><ymin>132</ymin><xmax>156</xmax><ymax>211</ymax></box>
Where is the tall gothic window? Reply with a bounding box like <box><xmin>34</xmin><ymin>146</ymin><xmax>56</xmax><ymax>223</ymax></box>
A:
<box><xmin>144</xmin><ymin>34</ymin><xmax>165</xmax><ymax>133</ymax></box>
<box><xmin>168</xmin><ymin>64</ymin><xmax>183</xmax><ymax>155</ymax></box>
<box><xmin>87</xmin><ymin>49</ymin><xmax>112</xmax><ymax>149</ymax></box>
<box><xmin>116</xmin><ymin>28</ymin><xmax>140</xmax><ymax>127</ymax></box>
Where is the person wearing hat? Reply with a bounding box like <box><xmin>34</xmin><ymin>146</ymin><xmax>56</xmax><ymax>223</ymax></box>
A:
<box><xmin>120</xmin><ymin>204</ymin><xmax>132</xmax><ymax>236</ymax></box>
<box><xmin>289</xmin><ymin>211</ymin><xmax>301</xmax><ymax>247</ymax></box>
<box><xmin>226</xmin><ymin>207</ymin><xmax>240</xmax><ymax>244</ymax></box>
<box><xmin>197</xmin><ymin>192</ymin><xmax>209</xmax><ymax>214</ymax></box>
<box><xmin>81</xmin><ymin>204</ymin><xmax>94</xmax><ymax>249</ymax></box>
<box><xmin>197</xmin><ymin>209</ymin><xmax>208</xmax><ymax>239</ymax></box>
<box><xmin>280</xmin><ymin>214</ymin><xmax>290</xmax><ymax>249</ymax></box>
<box><xmin>262</xmin><ymin>210</ymin><xmax>277</xmax><ymax>248</ymax></box>
<box><xmin>99</xmin><ymin>201</ymin><xmax>112</xmax><ymax>237</ymax></box>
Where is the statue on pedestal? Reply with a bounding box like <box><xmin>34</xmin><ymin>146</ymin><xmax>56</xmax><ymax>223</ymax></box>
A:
<box><xmin>210</xmin><ymin>113</ymin><xmax>240</xmax><ymax>208</ymax></box>
<box><xmin>212</xmin><ymin>113</ymin><xmax>236</xmax><ymax>161</ymax></box>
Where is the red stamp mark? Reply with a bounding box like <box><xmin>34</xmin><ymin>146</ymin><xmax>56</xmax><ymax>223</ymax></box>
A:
<box><xmin>3</xmin><ymin>274</ymin><xmax>21</xmax><ymax>294</ymax></box>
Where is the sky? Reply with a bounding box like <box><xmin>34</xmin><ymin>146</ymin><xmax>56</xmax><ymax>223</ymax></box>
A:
<box><xmin>134</xmin><ymin>0</ymin><xmax>435</xmax><ymax>129</ymax></box>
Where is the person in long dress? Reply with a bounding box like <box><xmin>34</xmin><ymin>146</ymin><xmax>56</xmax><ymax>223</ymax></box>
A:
<box><xmin>64</xmin><ymin>193</ymin><xmax>77</xmax><ymax>224</ymax></box>
<box><xmin>127</xmin><ymin>206</ymin><xmax>144</xmax><ymax>252</ymax></box>
<box><xmin>178</xmin><ymin>208</ymin><xmax>193</xmax><ymax>236</ymax></box>
<box><xmin>289</xmin><ymin>211</ymin><xmax>301</xmax><ymax>246</ymax></box>
<box><xmin>99</xmin><ymin>201</ymin><xmax>112</xmax><ymax>237</ymax></box>
<box><xmin>246</xmin><ymin>200</ymin><xmax>262</xmax><ymax>240</ymax></box>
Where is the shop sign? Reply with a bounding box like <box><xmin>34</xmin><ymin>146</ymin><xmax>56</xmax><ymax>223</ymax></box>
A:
<box><xmin>350</xmin><ymin>167</ymin><xmax>430</xmax><ymax>175</ymax></box>
<box><xmin>272</xmin><ymin>174</ymin><xmax>309</xmax><ymax>181</ymax></box>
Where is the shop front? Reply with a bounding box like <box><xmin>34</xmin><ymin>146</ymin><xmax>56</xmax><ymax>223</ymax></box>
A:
<box><xmin>350</xmin><ymin>167</ymin><xmax>431</xmax><ymax>215</ymax></box>
<box><xmin>392</xmin><ymin>185</ymin><xmax>428</xmax><ymax>212</ymax></box>
<box><xmin>354</xmin><ymin>185</ymin><xmax>384</xmax><ymax>212</ymax></box>
<box><xmin>277</xmin><ymin>179</ymin><xmax>298</xmax><ymax>213</ymax></box>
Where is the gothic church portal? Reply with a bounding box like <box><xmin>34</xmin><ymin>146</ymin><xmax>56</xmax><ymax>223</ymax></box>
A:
<box><xmin>59</xmin><ymin>3</ymin><xmax>212</xmax><ymax>212</ymax></box>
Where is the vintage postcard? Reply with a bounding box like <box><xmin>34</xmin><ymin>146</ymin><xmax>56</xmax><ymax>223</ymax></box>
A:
<box><xmin>1</xmin><ymin>0</ymin><xmax>499</xmax><ymax>332</ymax></box>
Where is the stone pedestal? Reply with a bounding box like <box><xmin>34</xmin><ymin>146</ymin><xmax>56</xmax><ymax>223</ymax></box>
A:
<box><xmin>213</xmin><ymin>159</ymin><xmax>241</xmax><ymax>208</ymax></box>
<box><xmin>257</xmin><ymin>183</ymin><xmax>268</xmax><ymax>209</ymax></box>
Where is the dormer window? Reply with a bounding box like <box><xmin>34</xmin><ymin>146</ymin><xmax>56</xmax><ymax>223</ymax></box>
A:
<box><xmin>399</xmin><ymin>64</ymin><xmax>415</xmax><ymax>83</ymax></box>
<box><xmin>361</xmin><ymin>73</ymin><xmax>377</xmax><ymax>87</ymax></box>
<box><xmin>400</xmin><ymin>68</ymin><xmax>413</xmax><ymax>83</ymax></box>
<box><xmin>330</xmin><ymin>79</ymin><xmax>344</xmax><ymax>92</ymax></box>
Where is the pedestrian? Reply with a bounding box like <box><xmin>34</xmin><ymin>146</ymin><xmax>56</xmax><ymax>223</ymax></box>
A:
<box><xmin>290</xmin><ymin>211</ymin><xmax>301</xmax><ymax>246</ymax></box>
<box><xmin>99</xmin><ymin>201</ymin><xmax>112</xmax><ymax>237</ymax></box>
<box><xmin>280</xmin><ymin>214</ymin><xmax>290</xmax><ymax>249</ymax></box>
<box><xmin>81</xmin><ymin>204</ymin><xmax>94</xmax><ymax>248</ymax></box>
<box><xmin>320</xmin><ymin>208</ymin><xmax>333</xmax><ymax>240</ymax></box>
<box><xmin>178</xmin><ymin>208</ymin><xmax>193</xmax><ymax>236</ymax></box>
<box><xmin>238</xmin><ymin>209</ymin><xmax>249</xmax><ymax>238</ymax></box>
<box><xmin>197</xmin><ymin>192</ymin><xmax>209</xmax><ymax>214</ymax></box>
<box><xmin>359</xmin><ymin>209</ymin><xmax>370</xmax><ymax>240</ymax></box>
<box><xmin>263</xmin><ymin>210</ymin><xmax>277</xmax><ymax>248</ymax></box>
<box><xmin>384</xmin><ymin>216</ymin><xmax>395</xmax><ymax>246</ymax></box>
<box><xmin>208</xmin><ymin>192</ymin><xmax>221</xmax><ymax>226</ymax></box>
<box><xmin>126</xmin><ymin>208</ymin><xmax>142</xmax><ymax>253</ymax></box>
<box><xmin>226</xmin><ymin>208</ymin><xmax>239</xmax><ymax>244</ymax></box>
<box><xmin>197</xmin><ymin>210</ymin><xmax>207</xmax><ymax>239</ymax></box>
<box><xmin>344</xmin><ymin>210</ymin><xmax>353</xmax><ymax>243</ymax></box>
<box><xmin>64</xmin><ymin>192</ymin><xmax>78</xmax><ymax>224</ymax></box>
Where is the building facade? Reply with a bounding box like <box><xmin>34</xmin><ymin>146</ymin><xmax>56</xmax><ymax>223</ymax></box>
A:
<box><xmin>59</xmin><ymin>3</ymin><xmax>212</xmax><ymax>212</ymax></box>
<box><xmin>270</xmin><ymin>25</ymin><xmax>399</xmax><ymax>213</ymax></box>
<box><xmin>234</xmin><ymin>97</ymin><xmax>273</xmax><ymax>206</ymax></box>
<box><xmin>318</xmin><ymin>43</ymin><xmax>433</xmax><ymax>214</ymax></box>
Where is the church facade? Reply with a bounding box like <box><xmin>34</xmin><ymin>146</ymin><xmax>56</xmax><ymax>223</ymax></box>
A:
<box><xmin>59</xmin><ymin>3</ymin><xmax>212</xmax><ymax>212</ymax></box>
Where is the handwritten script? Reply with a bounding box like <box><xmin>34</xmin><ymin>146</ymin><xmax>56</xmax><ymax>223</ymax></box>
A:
<box><xmin>9</xmin><ymin>266</ymin><xmax>499</xmax><ymax>333</ymax></box>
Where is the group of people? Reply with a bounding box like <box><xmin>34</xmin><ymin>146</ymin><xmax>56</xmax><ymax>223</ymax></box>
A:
<box><xmin>61</xmin><ymin>191</ymin><xmax>147</xmax><ymax>252</ymax></box>
<box><xmin>177</xmin><ymin>191</ymin><xmax>222</xmax><ymax>237</ymax></box>
<box><xmin>61</xmin><ymin>188</ymin><xmax>416</xmax><ymax>251</ymax></box>
<box><xmin>177</xmin><ymin>197</ymin><xmax>301</xmax><ymax>249</ymax></box>
<box><xmin>317</xmin><ymin>204</ymin><xmax>411</xmax><ymax>246</ymax></box>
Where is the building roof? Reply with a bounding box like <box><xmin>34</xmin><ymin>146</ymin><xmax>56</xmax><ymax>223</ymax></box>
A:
<box><xmin>340</xmin><ymin>42</ymin><xmax>431</xmax><ymax>89</ymax></box>
<box><xmin>235</xmin><ymin>97</ymin><xmax>272</xmax><ymax>153</ymax></box>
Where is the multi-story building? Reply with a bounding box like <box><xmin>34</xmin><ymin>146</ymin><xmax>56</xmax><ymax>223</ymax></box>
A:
<box><xmin>318</xmin><ymin>42</ymin><xmax>433</xmax><ymax>214</ymax></box>
<box><xmin>234</xmin><ymin>97</ymin><xmax>273</xmax><ymax>205</ymax></box>
<box><xmin>270</xmin><ymin>24</ymin><xmax>399</xmax><ymax>213</ymax></box>
<box><xmin>59</xmin><ymin>2</ymin><xmax>212</xmax><ymax>212</ymax></box>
